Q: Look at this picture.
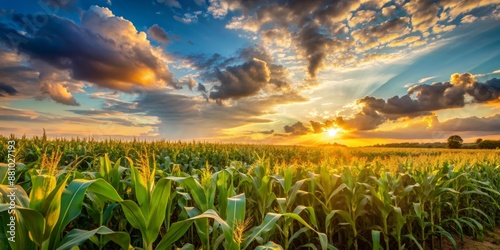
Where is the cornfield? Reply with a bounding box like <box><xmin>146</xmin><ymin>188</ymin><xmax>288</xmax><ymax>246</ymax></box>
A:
<box><xmin>0</xmin><ymin>135</ymin><xmax>499</xmax><ymax>250</ymax></box>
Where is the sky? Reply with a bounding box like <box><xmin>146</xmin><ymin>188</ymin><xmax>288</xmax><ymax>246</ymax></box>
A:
<box><xmin>0</xmin><ymin>0</ymin><xmax>500</xmax><ymax>146</ymax></box>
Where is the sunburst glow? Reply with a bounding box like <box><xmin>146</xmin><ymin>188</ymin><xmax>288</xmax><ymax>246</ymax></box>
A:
<box><xmin>327</xmin><ymin>128</ymin><xmax>340</xmax><ymax>137</ymax></box>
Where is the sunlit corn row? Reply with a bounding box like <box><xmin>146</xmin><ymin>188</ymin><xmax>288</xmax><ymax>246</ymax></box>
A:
<box><xmin>0</xmin><ymin>135</ymin><xmax>499</xmax><ymax>250</ymax></box>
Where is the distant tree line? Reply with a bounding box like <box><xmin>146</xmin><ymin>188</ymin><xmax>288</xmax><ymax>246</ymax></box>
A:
<box><xmin>477</xmin><ymin>140</ymin><xmax>500</xmax><ymax>149</ymax></box>
<box><xmin>370</xmin><ymin>135</ymin><xmax>500</xmax><ymax>149</ymax></box>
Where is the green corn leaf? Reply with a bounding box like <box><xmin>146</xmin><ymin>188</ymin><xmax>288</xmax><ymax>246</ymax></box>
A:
<box><xmin>433</xmin><ymin>229</ymin><xmax>457</xmax><ymax>250</ymax></box>
<box><xmin>50</xmin><ymin>179</ymin><xmax>123</xmax><ymax>249</ymax></box>
<box><xmin>282</xmin><ymin>213</ymin><xmax>328</xmax><ymax>250</ymax></box>
<box><xmin>87</xmin><ymin>179</ymin><xmax>124</xmax><ymax>202</ymax></box>
<box><xmin>120</xmin><ymin>200</ymin><xmax>147</xmax><ymax>235</ymax></box>
<box><xmin>41</xmin><ymin>175</ymin><xmax>69</xmax><ymax>241</ymax></box>
<box><xmin>0</xmin><ymin>204</ymin><xmax>45</xmax><ymax>247</ymax></box>
<box><xmin>56</xmin><ymin>226</ymin><xmax>131</xmax><ymax>250</ymax></box>
<box><xmin>102</xmin><ymin>203</ymin><xmax>119</xmax><ymax>225</ymax></box>
<box><xmin>156</xmin><ymin>209</ymin><xmax>234</xmax><ymax>250</ymax></box>
<box><xmin>227</xmin><ymin>193</ymin><xmax>245</xmax><ymax>230</ymax></box>
<box><xmin>180</xmin><ymin>243</ymin><xmax>195</xmax><ymax>250</ymax></box>
<box><xmin>0</xmin><ymin>184</ymin><xmax>30</xmax><ymax>207</ymax></box>
<box><xmin>217</xmin><ymin>169</ymin><xmax>231</xmax><ymax>219</ymax></box>
<box><xmin>168</xmin><ymin>177</ymin><xmax>208</xmax><ymax>211</ymax></box>
<box><xmin>0</xmin><ymin>164</ymin><xmax>9</xmax><ymax>184</ymax></box>
<box><xmin>255</xmin><ymin>241</ymin><xmax>284</xmax><ymax>250</ymax></box>
<box><xmin>126</xmin><ymin>157</ymin><xmax>148</xmax><ymax>208</ymax></box>
<box><xmin>242</xmin><ymin>213</ymin><xmax>282</xmax><ymax>249</ymax></box>
<box><xmin>186</xmin><ymin>207</ymin><xmax>209</xmax><ymax>246</ymax></box>
<box><xmin>288</xmin><ymin>227</ymin><xmax>309</xmax><ymax>246</ymax></box>
<box><xmin>146</xmin><ymin>178</ymin><xmax>171</xmax><ymax>245</ymax></box>
<box><xmin>371</xmin><ymin>230</ymin><xmax>381</xmax><ymax>250</ymax></box>
<box><xmin>403</xmin><ymin>234</ymin><xmax>423</xmax><ymax>250</ymax></box>
<box><xmin>29</xmin><ymin>175</ymin><xmax>56</xmax><ymax>211</ymax></box>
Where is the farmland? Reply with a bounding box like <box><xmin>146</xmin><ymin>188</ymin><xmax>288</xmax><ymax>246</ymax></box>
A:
<box><xmin>0</xmin><ymin>135</ymin><xmax>499</xmax><ymax>250</ymax></box>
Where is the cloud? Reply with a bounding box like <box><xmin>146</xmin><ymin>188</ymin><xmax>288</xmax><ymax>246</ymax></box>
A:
<box><xmin>45</xmin><ymin>0</ymin><xmax>79</xmax><ymax>10</ymax></box>
<box><xmin>461</xmin><ymin>14</ymin><xmax>477</xmax><ymax>23</ymax></box>
<box><xmin>441</xmin><ymin>0</ymin><xmax>500</xmax><ymax>20</ymax></box>
<box><xmin>348</xmin><ymin>10</ymin><xmax>377</xmax><ymax>28</ymax></box>
<box><xmin>147</xmin><ymin>24</ymin><xmax>170</xmax><ymax>44</ymax></box>
<box><xmin>0</xmin><ymin>83</ymin><xmax>17</xmax><ymax>96</ymax></box>
<box><xmin>382</xmin><ymin>5</ymin><xmax>397</xmax><ymax>17</ymax></box>
<box><xmin>204</xmin><ymin>45</ymin><xmax>294</xmax><ymax>100</ymax></box>
<box><xmin>418</xmin><ymin>76</ymin><xmax>437</xmax><ymax>83</ymax></box>
<box><xmin>0</xmin><ymin>50</ymin><xmax>40</xmax><ymax>97</ymax></box>
<box><xmin>284</xmin><ymin>121</ymin><xmax>311</xmax><ymax>135</ymax></box>
<box><xmin>185</xmin><ymin>44</ymin><xmax>293</xmax><ymax>97</ymax></box>
<box><xmin>157</xmin><ymin>0</ymin><xmax>181</xmax><ymax>8</ymax></box>
<box><xmin>261</xmin><ymin>29</ymin><xmax>291</xmax><ymax>47</ymax></box>
<box><xmin>178</xmin><ymin>76</ymin><xmax>198</xmax><ymax>91</ymax></box>
<box><xmin>40</xmin><ymin>82</ymin><xmax>79</xmax><ymax>106</ymax></box>
<box><xmin>352</xmin><ymin>17</ymin><xmax>411</xmax><ymax>49</ymax></box>
<box><xmin>349</xmin><ymin>113</ymin><xmax>500</xmax><ymax>140</ymax></box>
<box><xmin>387</xmin><ymin>35</ymin><xmax>422</xmax><ymax>48</ymax></box>
<box><xmin>174</xmin><ymin>11</ymin><xmax>203</xmax><ymax>24</ymax></box>
<box><xmin>404</xmin><ymin>0</ymin><xmax>440</xmax><ymax>32</ymax></box>
<box><xmin>210</xmin><ymin>58</ymin><xmax>271</xmax><ymax>100</ymax></box>
<box><xmin>208</xmin><ymin>0</ymin><xmax>229</xmax><ymax>19</ymax></box>
<box><xmin>297</xmin><ymin>23</ymin><xmax>337</xmax><ymax>78</ymax></box>
<box><xmin>436</xmin><ymin>114</ymin><xmax>500</xmax><ymax>131</ymax></box>
<box><xmin>197</xmin><ymin>83</ymin><xmax>207</xmax><ymax>92</ymax></box>
<box><xmin>432</xmin><ymin>24</ymin><xmax>456</xmax><ymax>34</ymax></box>
<box><xmin>309</xmin><ymin>73</ymin><xmax>500</xmax><ymax>131</ymax></box>
<box><xmin>101</xmin><ymin>89</ymin><xmax>307</xmax><ymax>139</ymax></box>
<box><xmin>257</xmin><ymin>129</ymin><xmax>274</xmax><ymax>135</ymax></box>
<box><xmin>0</xmin><ymin>106</ymin><xmax>40</xmax><ymax>121</ymax></box>
<box><xmin>219</xmin><ymin>0</ymin><xmax>496</xmax><ymax>77</ymax></box>
<box><xmin>0</xmin><ymin>6</ymin><xmax>176</xmax><ymax>93</ymax></box>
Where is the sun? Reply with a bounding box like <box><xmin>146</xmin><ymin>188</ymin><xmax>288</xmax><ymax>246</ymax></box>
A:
<box><xmin>326</xmin><ymin>128</ymin><xmax>340</xmax><ymax>137</ymax></box>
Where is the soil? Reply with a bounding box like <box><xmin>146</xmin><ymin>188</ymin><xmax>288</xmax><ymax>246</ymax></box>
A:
<box><xmin>442</xmin><ymin>228</ymin><xmax>500</xmax><ymax>250</ymax></box>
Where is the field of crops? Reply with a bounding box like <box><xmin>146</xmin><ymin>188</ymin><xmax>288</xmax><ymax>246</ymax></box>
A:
<box><xmin>0</xmin><ymin>135</ymin><xmax>499</xmax><ymax>250</ymax></box>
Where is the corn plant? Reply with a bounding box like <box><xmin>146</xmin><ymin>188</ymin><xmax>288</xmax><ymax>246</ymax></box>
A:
<box><xmin>120</xmin><ymin>154</ymin><xmax>172</xmax><ymax>250</ymax></box>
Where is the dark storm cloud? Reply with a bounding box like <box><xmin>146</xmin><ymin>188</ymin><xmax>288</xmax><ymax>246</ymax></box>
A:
<box><xmin>210</xmin><ymin>58</ymin><xmax>270</xmax><ymax>100</ymax></box>
<box><xmin>185</xmin><ymin>45</ymin><xmax>294</xmax><ymax>100</ymax></box>
<box><xmin>284</xmin><ymin>121</ymin><xmax>311</xmax><ymax>135</ymax></box>
<box><xmin>147</xmin><ymin>24</ymin><xmax>170</xmax><ymax>44</ymax></box>
<box><xmin>0</xmin><ymin>83</ymin><xmax>17</xmax><ymax>96</ymax></box>
<box><xmin>0</xmin><ymin>7</ymin><xmax>175</xmax><ymax>93</ymax></box>
<box><xmin>197</xmin><ymin>82</ymin><xmax>207</xmax><ymax>92</ymax></box>
<box><xmin>297</xmin><ymin>23</ymin><xmax>331</xmax><ymax>78</ymax></box>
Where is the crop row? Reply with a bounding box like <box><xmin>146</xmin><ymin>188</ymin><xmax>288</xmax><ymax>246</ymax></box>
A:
<box><xmin>0</xmin><ymin>136</ymin><xmax>498</xmax><ymax>249</ymax></box>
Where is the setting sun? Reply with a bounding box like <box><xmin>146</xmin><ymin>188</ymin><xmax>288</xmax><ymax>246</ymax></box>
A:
<box><xmin>327</xmin><ymin>128</ymin><xmax>340</xmax><ymax>137</ymax></box>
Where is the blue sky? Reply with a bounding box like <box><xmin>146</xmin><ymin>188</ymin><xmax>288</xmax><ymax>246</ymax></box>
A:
<box><xmin>1</xmin><ymin>0</ymin><xmax>500</xmax><ymax>146</ymax></box>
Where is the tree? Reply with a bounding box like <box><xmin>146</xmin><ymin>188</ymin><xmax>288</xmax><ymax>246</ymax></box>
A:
<box><xmin>447</xmin><ymin>135</ymin><xmax>463</xmax><ymax>149</ymax></box>
<box><xmin>475</xmin><ymin>138</ymin><xmax>483</xmax><ymax>144</ymax></box>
